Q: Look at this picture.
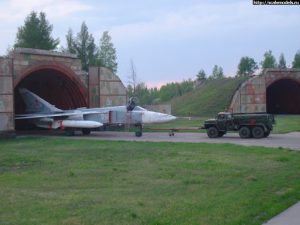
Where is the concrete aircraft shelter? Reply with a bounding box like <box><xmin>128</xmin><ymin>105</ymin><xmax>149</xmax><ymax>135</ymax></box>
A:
<box><xmin>0</xmin><ymin>48</ymin><xmax>127</xmax><ymax>136</ymax></box>
<box><xmin>1</xmin><ymin>48</ymin><xmax>300</xmax><ymax>137</ymax></box>
<box><xmin>229</xmin><ymin>69</ymin><xmax>300</xmax><ymax>114</ymax></box>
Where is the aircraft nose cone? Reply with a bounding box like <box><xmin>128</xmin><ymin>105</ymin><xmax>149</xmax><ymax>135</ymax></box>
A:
<box><xmin>141</xmin><ymin>111</ymin><xmax>177</xmax><ymax>124</ymax></box>
<box><xmin>168</xmin><ymin>115</ymin><xmax>177</xmax><ymax>121</ymax></box>
<box><xmin>163</xmin><ymin>114</ymin><xmax>176</xmax><ymax>122</ymax></box>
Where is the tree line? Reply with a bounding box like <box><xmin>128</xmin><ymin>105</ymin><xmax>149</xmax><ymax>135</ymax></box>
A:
<box><xmin>10</xmin><ymin>11</ymin><xmax>300</xmax><ymax>106</ymax></box>
<box><xmin>127</xmin><ymin>79</ymin><xmax>194</xmax><ymax>106</ymax></box>
<box><xmin>196</xmin><ymin>50</ymin><xmax>300</xmax><ymax>81</ymax></box>
<box><xmin>129</xmin><ymin>49</ymin><xmax>300</xmax><ymax>105</ymax></box>
<box><xmin>13</xmin><ymin>11</ymin><xmax>117</xmax><ymax>73</ymax></box>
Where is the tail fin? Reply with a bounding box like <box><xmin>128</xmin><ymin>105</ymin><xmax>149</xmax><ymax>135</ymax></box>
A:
<box><xmin>19</xmin><ymin>88</ymin><xmax>63</xmax><ymax>114</ymax></box>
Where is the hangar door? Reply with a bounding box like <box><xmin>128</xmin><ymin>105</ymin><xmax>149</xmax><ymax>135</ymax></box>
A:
<box><xmin>14</xmin><ymin>66</ymin><xmax>88</xmax><ymax>129</ymax></box>
<box><xmin>267</xmin><ymin>78</ymin><xmax>300</xmax><ymax>114</ymax></box>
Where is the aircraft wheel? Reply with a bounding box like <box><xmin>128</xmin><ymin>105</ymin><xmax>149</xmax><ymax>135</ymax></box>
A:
<box><xmin>135</xmin><ymin>131</ymin><xmax>142</xmax><ymax>137</ymax></box>
<box><xmin>82</xmin><ymin>128</ymin><xmax>91</xmax><ymax>135</ymax></box>
<box><xmin>65</xmin><ymin>129</ymin><xmax>75</xmax><ymax>136</ymax></box>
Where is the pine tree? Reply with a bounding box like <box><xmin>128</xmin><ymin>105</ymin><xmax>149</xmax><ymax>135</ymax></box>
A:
<box><xmin>14</xmin><ymin>11</ymin><xmax>59</xmax><ymax>50</ymax></box>
<box><xmin>278</xmin><ymin>53</ymin><xmax>287</xmax><ymax>69</ymax></box>
<box><xmin>292</xmin><ymin>50</ymin><xmax>300</xmax><ymax>68</ymax></box>
<box><xmin>65</xmin><ymin>22</ymin><xmax>97</xmax><ymax>71</ymax></box>
<box><xmin>260</xmin><ymin>50</ymin><xmax>277</xmax><ymax>69</ymax></box>
<box><xmin>211</xmin><ymin>65</ymin><xmax>224</xmax><ymax>79</ymax></box>
<box><xmin>65</xmin><ymin>29</ymin><xmax>76</xmax><ymax>54</ymax></box>
<box><xmin>196</xmin><ymin>69</ymin><xmax>206</xmax><ymax>80</ymax></box>
<box><xmin>97</xmin><ymin>31</ymin><xmax>118</xmax><ymax>73</ymax></box>
<box><xmin>236</xmin><ymin>57</ymin><xmax>258</xmax><ymax>77</ymax></box>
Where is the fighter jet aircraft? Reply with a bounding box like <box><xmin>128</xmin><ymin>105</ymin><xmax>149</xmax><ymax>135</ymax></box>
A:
<box><xmin>15</xmin><ymin>88</ymin><xmax>176</xmax><ymax>136</ymax></box>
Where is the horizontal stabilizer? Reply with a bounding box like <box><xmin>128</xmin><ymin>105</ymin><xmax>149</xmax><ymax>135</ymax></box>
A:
<box><xmin>15</xmin><ymin>112</ymin><xmax>79</xmax><ymax>120</ymax></box>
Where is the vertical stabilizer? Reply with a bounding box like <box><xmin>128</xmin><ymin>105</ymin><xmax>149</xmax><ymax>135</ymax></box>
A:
<box><xmin>19</xmin><ymin>88</ymin><xmax>63</xmax><ymax>114</ymax></box>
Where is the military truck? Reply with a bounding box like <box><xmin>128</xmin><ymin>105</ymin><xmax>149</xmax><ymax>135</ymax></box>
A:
<box><xmin>202</xmin><ymin>112</ymin><xmax>275</xmax><ymax>138</ymax></box>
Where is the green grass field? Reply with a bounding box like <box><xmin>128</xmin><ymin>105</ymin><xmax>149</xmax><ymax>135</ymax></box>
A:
<box><xmin>1</xmin><ymin>138</ymin><xmax>300</xmax><ymax>225</ymax></box>
<box><xmin>273</xmin><ymin>115</ymin><xmax>300</xmax><ymax>133</ymax></box>
<box><xmin>170</xmin><ymin>77</ymin><xmax>247</xmax><ymax>116</ymax></box>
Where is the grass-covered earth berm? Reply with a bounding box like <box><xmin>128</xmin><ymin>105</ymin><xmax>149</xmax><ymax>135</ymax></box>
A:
<box><xmin>1</xmin><ymin>138</ymin><xmax>300</xmax><ymax>225</ymax></box>
<box><xmin>170</xmin><ymin>77</ymin><xmax>247</xmax><ymax>116</ymax></box>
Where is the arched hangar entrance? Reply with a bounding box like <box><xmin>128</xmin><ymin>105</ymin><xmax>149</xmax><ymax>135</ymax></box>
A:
<box><xmin>267</xmin><ymin>78</ymin><xmax>300</xmax><ymax>114</ymax></box>
<box><xmin>14</xmin><ymin>64</ymin><xmax>88</xmax><ymax>116</ymax></box>
<box><xmin>229</xmin><ymin>69</ymin><xmax>300</xmax><ymax>114</ymax></box>
<box><xmin>0</xmin><ymin>48</ymin><xmax>127</xmax><ymax>136</ymax></box>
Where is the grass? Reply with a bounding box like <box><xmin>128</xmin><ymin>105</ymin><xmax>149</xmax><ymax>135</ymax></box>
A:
<box><xmin>170</xmin><ymin>77</ymin><xmax>247</xmax><ymax>116</ymax></box>
<box><xmin>273</xmin><ymin>115</ymin><xmax>300</xmax><ymax>133</ymax></box>
<box><xmin>1</xmin><ymin>138</ymin><xmax>300</xmax><ymax>225</ymax></box>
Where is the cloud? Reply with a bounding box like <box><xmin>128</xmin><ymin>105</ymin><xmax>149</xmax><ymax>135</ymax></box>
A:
<box><xmin>0</xmin><ymin>0</ymin><xmax>92</xmax><ymax>21</ymax></box>
<box><xmin>108</xmin><ymin>1</ymin><xmax>300</xmax><ymax>84</ymax></box>
<box><xmin>0</xmin><ymin>0</ymin><xmax>94</xmax><ymax>55</ymax></box>
<box><xmin>145</xmin><ymin>80</ymin><xmax>180</xmax><ymax>89</ymax></box>
<box><xmin>110</xmin><ymin>1</ymin><xmax>300</xmax><ymax>44</ymax></box>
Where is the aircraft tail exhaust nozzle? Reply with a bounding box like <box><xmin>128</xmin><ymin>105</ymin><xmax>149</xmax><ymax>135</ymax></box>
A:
<box><xmin>52</xmin><ymin>120</ymin><xmax>103</xmax><ymax>129</ymax></box>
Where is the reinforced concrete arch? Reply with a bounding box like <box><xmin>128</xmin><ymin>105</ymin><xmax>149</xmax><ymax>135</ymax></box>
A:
<box><xmin>229</xmin><ymin>69</ymin><xmax>300</xmax><ymax>114</ymax></box>
<box><xmin>14</xmin><ymin>62</ymin><xmax>88</xmax><ymax>115</ymax></box>
<box><xmin>0</xmin><ymin>48</ymin><xmax>127</xmax><ymax>135</ymax></box>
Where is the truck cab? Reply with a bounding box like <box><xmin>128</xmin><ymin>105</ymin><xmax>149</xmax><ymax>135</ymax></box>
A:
<box><xmin>204</xmin><ymin>112</ymin><xmax>233</xmax><ymax>131</ymax></box>
<box><xmin>216</xmin><ymin>112</ymin><xmax>234</xmax><ymax>131</ymax></box>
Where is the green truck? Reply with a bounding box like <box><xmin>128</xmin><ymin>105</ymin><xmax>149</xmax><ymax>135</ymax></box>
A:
<box><xmin>202</xmin><ymin>112</ymin><xmax>275</xmax><ymax>138</ymax></box>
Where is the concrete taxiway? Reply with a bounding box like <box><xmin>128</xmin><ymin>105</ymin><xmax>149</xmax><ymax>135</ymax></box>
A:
<box><xmin>18</xmin><ymin>131</ymin><xmax>300</xmax><ymax>150</ymax></box>
<box><xmin>17</xmin><ymin>130</ymin><xmax>300</xmax><ymax>151</ymax></box>
<box><xmin>87</xmin><ymin>131</ymin><xmax>300</xmax><ymax>150</ymax></box>
<box><xmin>263</xmin><ymin>201</ymin><xmax>300</xmax><ymax>225</ymax></box>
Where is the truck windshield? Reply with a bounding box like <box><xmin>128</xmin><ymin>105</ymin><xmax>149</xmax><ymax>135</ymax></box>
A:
<box><xmin>218</xmin><ymin>114</ymin><xmax>225</xmax><ymax>120</ymax></box>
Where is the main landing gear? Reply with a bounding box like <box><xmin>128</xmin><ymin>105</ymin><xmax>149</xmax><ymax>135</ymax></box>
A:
<box><xmin>135</xmin><ymin>124</ymin><xmax>143</xmax><ymax>137</ymax></box>
<box><xmin>64</xmin><ymin>128</ymin><xmax>91</xmax><ymax>136</ymax></box>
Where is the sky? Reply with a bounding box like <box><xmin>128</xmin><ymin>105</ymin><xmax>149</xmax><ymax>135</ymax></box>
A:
<box><xmin>0</xmin><ymin>0</ymin><xmax>300</xmax><ymax>87</ymax></box>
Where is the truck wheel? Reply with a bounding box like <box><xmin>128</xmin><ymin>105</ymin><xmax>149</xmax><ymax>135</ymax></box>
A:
<box><xmin>239</xmin><ymin>127</ymin><xmax>251</xmax><ymax>138</ymax></box>
<box><xmin>252</xmin><ymin>126</ymin><xmax>264</xmax><ymax>138</ymax></box>
<box><xmin>218</xmin><ymin>131</ymin><xmax>225</xmax><ymax>137</ymax></box>
<box><xmin>207</xmin><ymin>127</ymin><xmax>219</xmax><ymax>138</ymax></box>
<box><xmin>264</xmin><ymin>130</ymin><xmax>270</xmax><ymax>137</ymax></box>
